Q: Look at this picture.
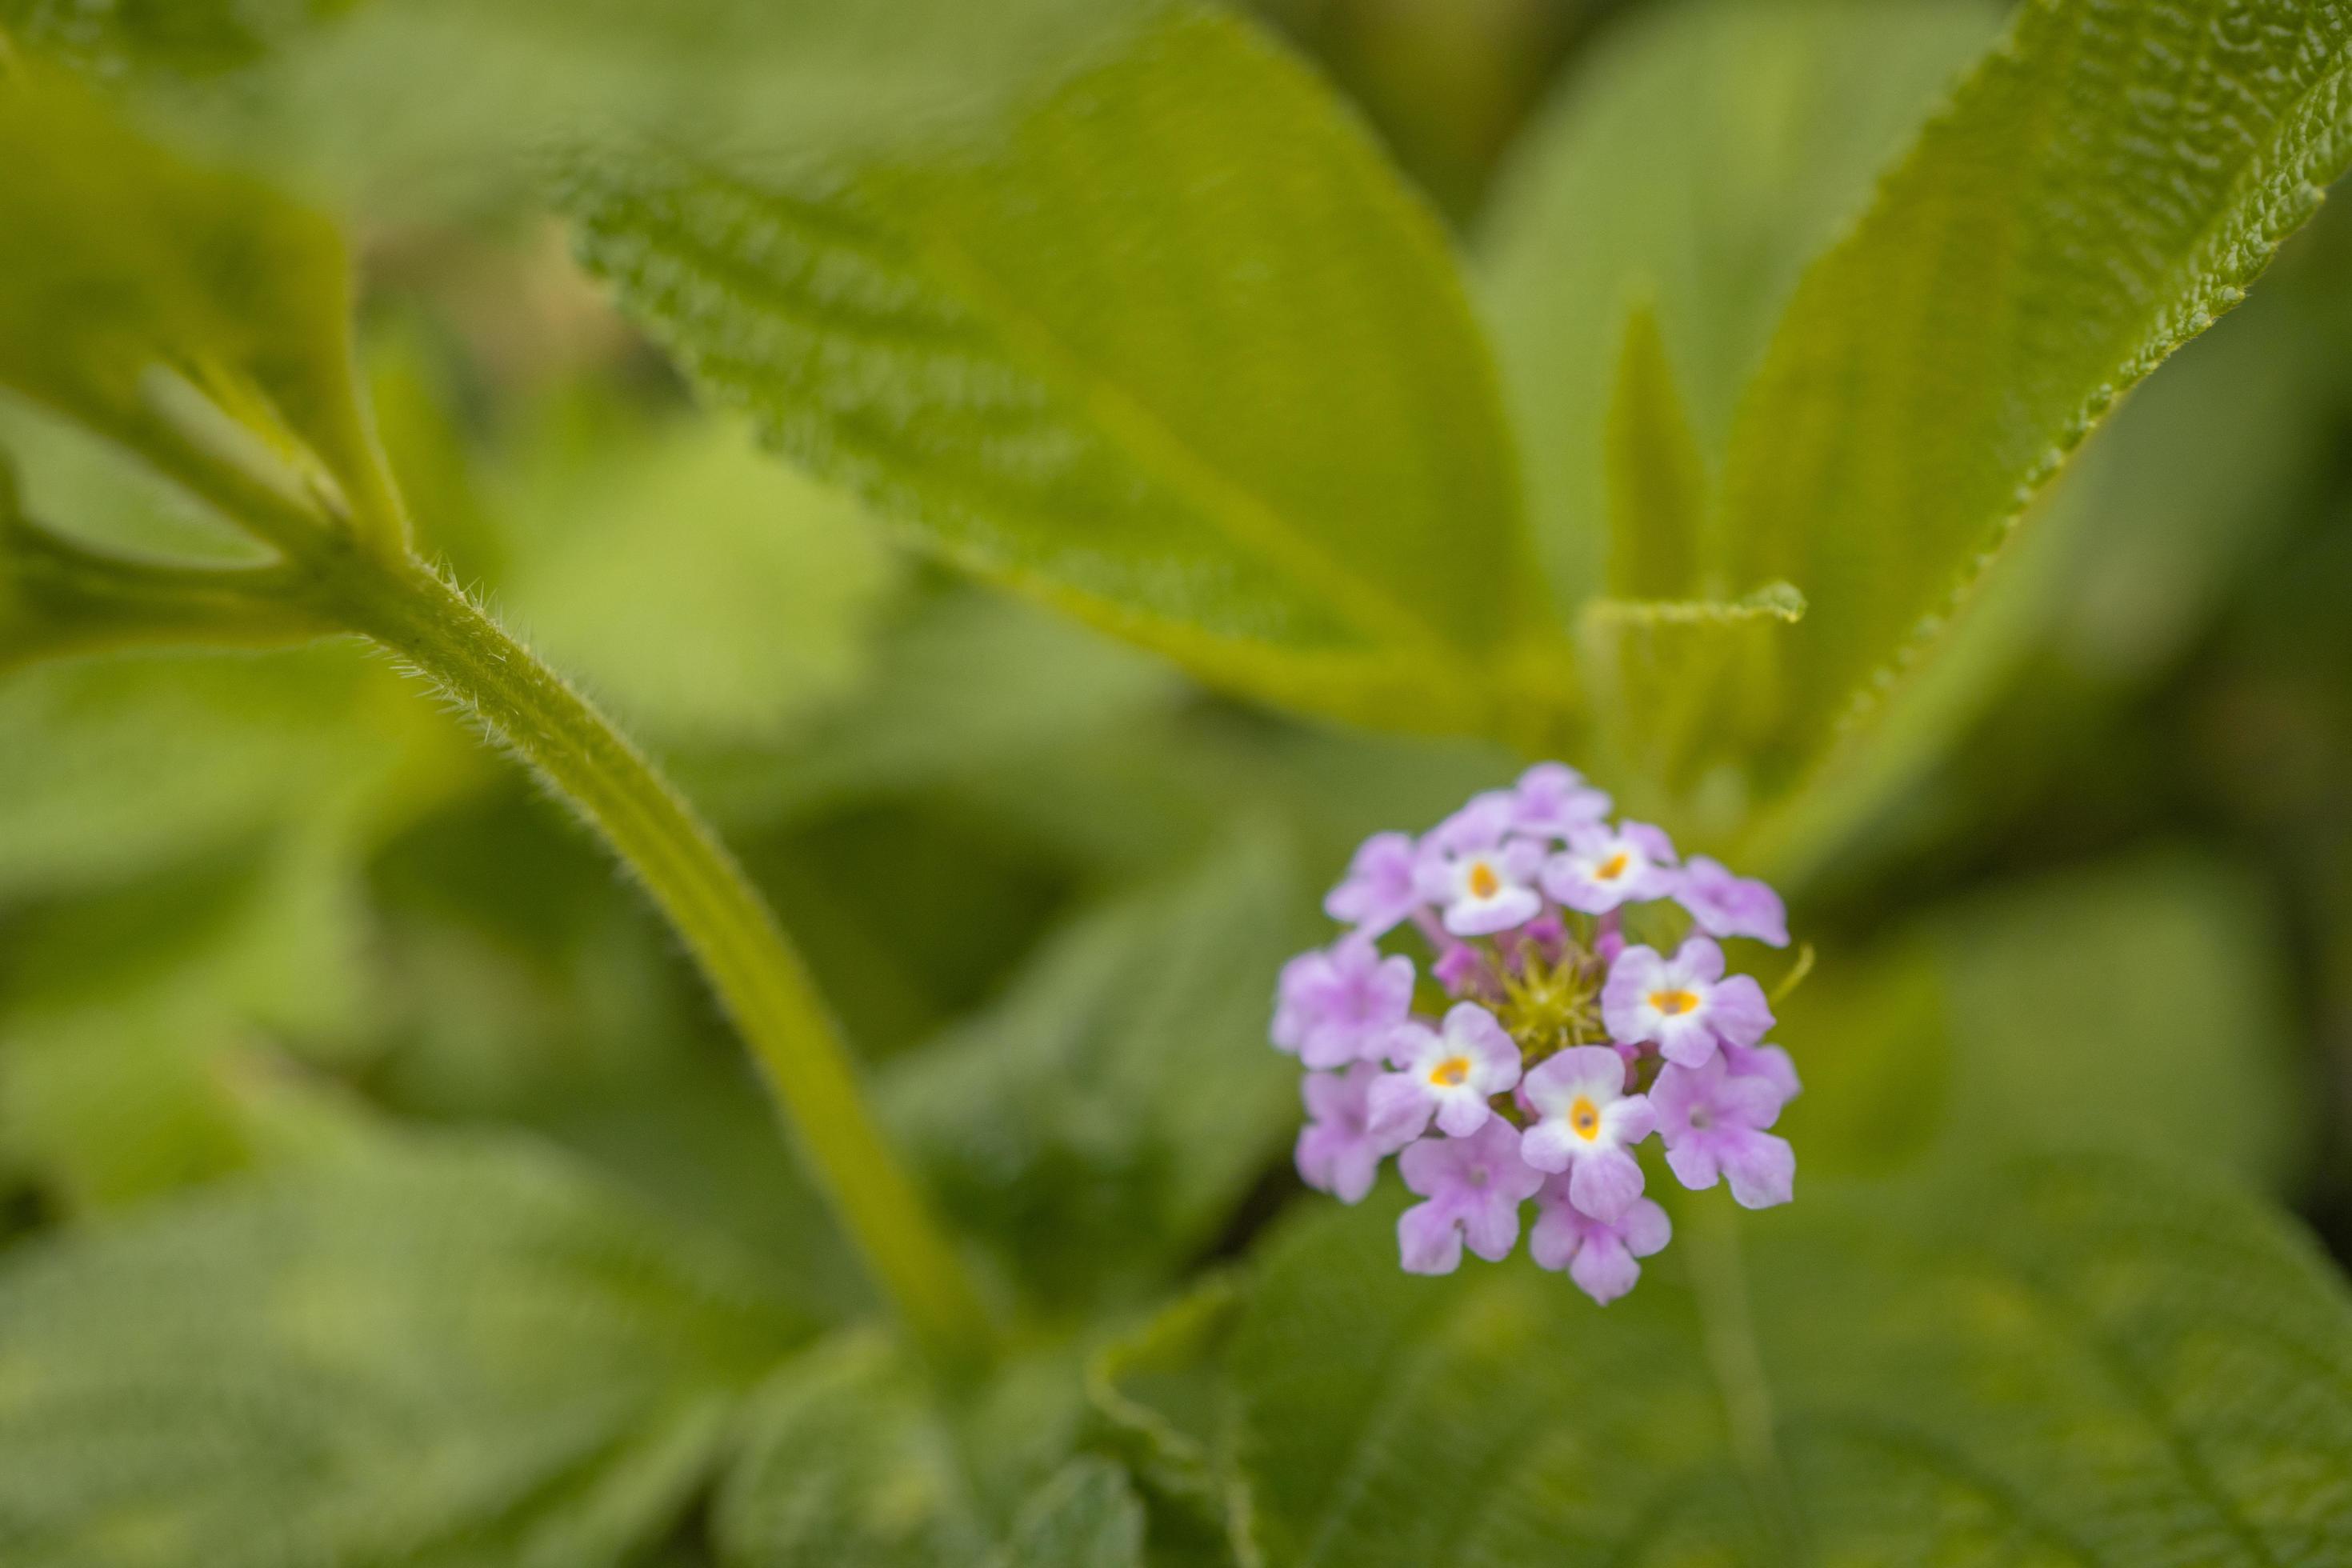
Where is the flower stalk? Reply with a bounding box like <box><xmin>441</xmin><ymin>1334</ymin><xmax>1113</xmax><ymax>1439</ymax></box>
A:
<box><xmin>2</xmin><ymin>480</ymin><xmax>996</xmax><ymax>1369</ymax></box>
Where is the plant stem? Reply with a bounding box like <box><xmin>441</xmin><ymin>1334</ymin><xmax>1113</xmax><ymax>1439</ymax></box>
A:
<box><xmin>322</xmin><ymin>548</ymin><xmax>994</xmax><ymax>1367</ymax></box>
<box><xmin>1686</xmin><ymin>1198</ymin><xmax>1801</xmax><ymax>1562</ymax></box>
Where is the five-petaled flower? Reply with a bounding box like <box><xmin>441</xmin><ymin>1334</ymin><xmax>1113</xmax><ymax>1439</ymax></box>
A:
<box><xmin>1542</xmin><ymin>821</ymin><xmax>1679</xmax><ymax>914</ymax></box>
<box><xmin>1272</xmin><ymin>934</ymin><xmax>1414</xmax><ymax>1069</ymax></box>
<box><xmin>1530</xmin><ymin>1182</ymin><xmax>1671</xmax><ymax>1305</ymax></box>
<box><xmin>1601</xmin><ymin>936</ymin><xmax>1774</xmax><ymax>1068</ymax></box>
<box><xmin>1651</xmin><ymin>1052</ymin><xmax>1796</xmax><ymax>1209</ymax></box>
<box><xmin>1516</xmin><ymin>1046</ymin><xmax>1655</xmax><ymax>1221</ymax></box>
<box><xmin>1371</xmin><ymin>1002</ymin><xmax>1522</xmax><ymax>1141</ymax></box>
<box><xmin>1396</xmin><ymin>1119</ymin><xmax>1546</xmax><ymax>1274</ymax></box>
<box><xmin>1295</xmin><ymin>1062</ymin><xmax>1404</xmax><ymax>1204</ymax></box>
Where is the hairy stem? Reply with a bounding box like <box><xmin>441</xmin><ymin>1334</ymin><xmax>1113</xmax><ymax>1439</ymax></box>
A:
<box><xmin>321</xmin><ymin>548</ymin><xmax>994</xmax><ymax>1366</ymax></box>
<box><xmin>1686</xmin><ymin>1198</ymin><xmax>1801</xmax><ymax>1561</ymax></box>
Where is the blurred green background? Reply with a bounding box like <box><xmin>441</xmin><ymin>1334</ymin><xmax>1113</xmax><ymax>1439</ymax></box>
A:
<box><xmin>2</xmin><ymin>0</ymin><xmax>2349</xmax><ymax>1393</ymax></box>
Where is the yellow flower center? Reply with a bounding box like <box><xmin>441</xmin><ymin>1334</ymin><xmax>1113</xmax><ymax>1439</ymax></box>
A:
<box><xmin>1430</xmin><ymin>1056</ymin><xmax>1470</xmax><ymax>1088</ymax></box>
<box><xmin>1596</xmin><ymin>851</ymin><xmax>1630</xmax><ymax>881</ymax></box>
<box><xmin>1650</xmin><ymin>988</ymin><xmax>1700</xmax><ymax>1017</ymax></box>
<box><xmin>1570</xmin><ymin>1097</ymin><xmax>1601</xmax><ymax>1140</ymax></box>
<box><xmin>1467</xmin><ymin>860</ymin><xmax>1502</xmax><ymax>899</ymax></box>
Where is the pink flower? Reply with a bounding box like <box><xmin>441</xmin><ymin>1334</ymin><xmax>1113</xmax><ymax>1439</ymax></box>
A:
<box><xmin>1272</xmin><ymin>937</ymin><xmax>1415</xmax><ymax>1070</ymax></box>
<box><xmin>1722</xmin><ymin>1041</ymin><xmax>1800</xmax><ymax>1104</ymax></box>
<box><xmin>1370</xmin><ymin>1002</ymin><xmax>1522</xmax><ymax>1142</ymax></box>
<box><xmin>1415</xmin><ymin>835</ymin><xmax>1546</xmax><ymax>938</ymax></box>
<box><xmin>1295</xmin><ymin>1063</ymin><xmax>1405</xmax><ymax>1204</ymax></box>
<box><xmin>1542</xmin><ymin>821</ymin><xmax>1679</xmax><ymax>915</ymax></box>
<box><xmin>1674</xmin><ymin>855</ymin><xmax>1789</xmax><ymax>947</ymax></box>
<box><xmin>1530</xmin><ymin>1182</ymin><xmax>1670</xmax><ymax>1304</ymax></box>
<box><xmin>1602</xmin><ymin>936</ymin><xmax>1774</xmax><ymax>1069</ymax></box>
<box><xmin>1506</xmin><ymin>762</ymin><xmax>1612</xmax><ymax>839</ymax></box>
<box><xmin>1325</xmin><ymin>831</ymin><xmax>1423</xmax><ymax>937</ymax></box>
<box><xmin>1395</xmin><ymin>1119</ymin><xmax>1545</xmax><ymax>1274</ymax></box>
<box><xmin>1516</xmin><ymin>1046</ymin><xmax>1655</xmax><ymax>1222</ymax></box>
<box><xmin>1651</xmin><ymin>1053</ymin><xmax>1795</xmax><ymax>1209</ymax></box>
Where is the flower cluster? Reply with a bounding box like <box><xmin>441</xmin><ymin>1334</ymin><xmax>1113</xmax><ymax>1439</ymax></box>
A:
<box><xmin>1276</xmin><ymin>764</ymin><xmax>1800</xmax><ymax>1305</ymax></box>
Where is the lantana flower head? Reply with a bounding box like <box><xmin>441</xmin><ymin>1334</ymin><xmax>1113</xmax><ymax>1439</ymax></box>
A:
<box><xmin>1270</xmin><ymin>763</ymin><xmax>1806</xmax><ymax>1305</ymax></box>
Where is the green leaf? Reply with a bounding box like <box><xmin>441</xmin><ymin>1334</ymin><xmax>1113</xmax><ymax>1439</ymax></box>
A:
<box><xmin>714</xmin><ymin>1336</ymin><xmax>1102</xmax><ymax>1568</ymax></box>
<box><xmin>1721</xmin><ymin>0</ymin><xmax>2352</xmax><ymax>846</ymax></box>
<box><xmin>0</xmin><ymin>0</ymin><xmax>349</xmax><ymax>78</ymax></box>
<box><xmin>488</xmin><ymin>401</ymin><xmax>898</xmax><ymax>750</ymax></box>
<box><xmin>1228</xmin><ymin>1156</ymin><xmax>2352</xmax><ymax>1565</ymax></box>
<box><xmin>715</xmin><ymin>1338</ymin><xmax>992</xmax><ymax>1568</ymax></box>
<box><xmin>1482</xmin><ymin>0</ymin><xmax>2002</xmax><ymax>614</ymax></box>
<box><xmin>1783</xmin><ymin>848</ymin><xmax>2314</xmax><ymax>1193</ymax></box>
<box><xmin>0</xmin><ymin>54</ymin><xmax>402</xmax><ymax>554</ymax></box>
<box><xmin>1602</xmin><ymin>302</ymin><xmax>1707</xmax><ymax>602</ymax></box>
<box><xmin>884</xmin><ymin>830</ymin><xmax>1309</xmax><ymax>1308</ymax></box>
<box><xmin>563</xmin><ymin>2</ymin><xmax>1548</xmax><ymax>734</ymax></box>
<box><xmin>990</xmin><ymin>1459</ymin><xmax>1143</xmax><ymax>1568</ymax></box>
<box><xmin>1575</xmin><ymin>583</ymin><xmax>1805</xmax><ymax>818</ymax></box>
<box><xmin>0</xmin><ymin>1133</ymin><xmax>811</xmax><ymax>1567</ymax></box>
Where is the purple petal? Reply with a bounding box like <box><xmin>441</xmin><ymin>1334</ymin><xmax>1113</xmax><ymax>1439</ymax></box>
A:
<box><xmin>1459</xmin><ymin>1194</ymin><xmax>1525</xmax><ymax>1262</ymax></box>
<box><xmin>1567</xmin><ymin>1146</ymin><xmax>1643</xmax><ymax>1223</ymax></box>
<box><xmin>1618</xmin><ymin>1197</ymin><xmax>1673</xmax><ymax>1258</ymax></box>
<box><xmin>1677</xmin><ymin>856</ymin><xmax>1789</xmax><ymax>947</ymax></box>
<box><xmin>1522</xmin><ymin>1046</ymin><xmax>1623</xmax><ymax>1111</ymax></box>
<box><xmin>1518</xmin><ymin>1118</ymin><xmax>1577</xmax><ymax>1174</ymax></box>
<box><xmin>1721</xmin><ymin>1130</ymin><xmax>1795</xmax><ymax>1209</ymax></box>
<box><xmin>1398</xmin><ymin>1202</ymin><xmax>1464</xmax><ymax>1274</ymax></box>
<box><xmin>1432</xmin><ymin>1092</ymin><xmax>1494</xmax><ymax>1138</ymax></box>
<box><xmin>1444</xmin><ymin>885</ymin><xmax>1542</xmax><ymax>937</ymax></box>
<box><xmin>1665</xmin><ymin>1138</ymin><xmax>1723</xmax><ymax>1193</ymax></box>
<box><xmin>1367</xmin><ymin>1074</ymin><xmax>1435</xmax><ymax>1145</ymax></box>
<box><xmin>1568</xmin><ymin>1231</ymin><xmax>1641</xmax><ymax>1305</ymax></box>
<box><xmin>1654</xmin><ymin>1010</ymin><xmax>1720</xmax><ymax>1069</ymax></box>
<box><xmin>1677</xmin><ymin>936</ymin><xmax>1727</xmax><ymax>984</ymax></box>
<box><xmin>1706</xmin><ymin>973</ymin><xmax>1774</xmax><ymax>1050</ymax></box>
<box><xmin>1723</xmin><ymin>1042</ymin><xmax>1801</xmax><ymax>1103</ymax></box>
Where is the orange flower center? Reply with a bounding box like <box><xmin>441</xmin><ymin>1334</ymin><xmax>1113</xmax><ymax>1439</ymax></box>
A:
<box><xmin>1650</xmin><ymin>988</ymin><xmax>1700</xmax><ymax>1016</ymax></box>
<box><xmin>1430</xmin><ymin>1057</ymin><xmax>1470</xmax><ymax>1088</ymax></box>
<box><xmin>1467</xmin><ymin>860</ymin><xmax>1502</xmax><ymax>899</ymax></box>
<box><xmin>1596</xmin><ymin>851</ymin><xmax>1630</xmax><ymax>881</ymax></box>
<box><xmin>1570</xmin><ymin>1097</ymin><xmax>1601</xmax><ymax>1139</ymax></box>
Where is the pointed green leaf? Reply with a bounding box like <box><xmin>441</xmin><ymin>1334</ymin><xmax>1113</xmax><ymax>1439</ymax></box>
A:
<box><xmin>1482</xmin><ymin>0</ymin><xmax>2002</xmax><ymax>614</ymax></box>
<box><xmin>1229</xmin><ymin>1156</ymin><xmax>2352</xmax><ymax>1565</ymax></box>
<box><xmin>1576</xmin><ymin>584</ymin><xmax>1804</xmax><ymax>812</ymax></box>
<box><xmin>0</xmin><ymin>55</ymin><xmax>402</xmax><ymax>554</ymax></box>
<box><xmin>1602</xmin><ymin>302</ymin><xmax>1707</xmax><ymax>602</ymax></box>
<box><xmin>563</xmin><ymin>3</ymin><xmax>1546</xmax><ymax>733</ymax></box>
<box><xmin>1720</xmin><ymin>0</ymin><xmax>2352</xmax><ymax>830</ymax></box>
<box><xmin>0</xmin><ymin>1134</ymin><xmax>810</xmax><ymax>1566</ymax></box>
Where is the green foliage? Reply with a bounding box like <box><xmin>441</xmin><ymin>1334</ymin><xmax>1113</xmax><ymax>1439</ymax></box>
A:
<box><xmin>1602</xmin><ymin>302</ymin><xmax>1706</xmax><ymax>602</ymax></box>
<box><xmin>1785</xmin><ymin>849</ymin><xmax>2312</xmax><ymax>1190</ymax></box>
<box><xmin>562</xmin><ymin>2</ymin><xmax>1551</xmax><ymax>735</ymax></box>
<box><xmin>0</xmin><ymin>1133</ymin><xmax>812</xmax><ymax>1567</ymax></box>
<box><xmin>1226</xmin><ymin>1156</ymin><xmax>2352</xmax><ymax>1565</ymax></box>
<box><xmin>0</xmin><ymin>0</ymin><xmax>351</xmax><ymax>78</ymax></box>
<box><xmin>0</xmin><ymin>54</ymin><xmax>400</xmax><ymax>554</ymax></box>
<box><xmin>886</xmin><ymin>831</ymin><xmax>1309</xmax><ymax>1307</ymax></box>
<box><xmin>1722</xmin><ymin>0</ymin><xmax>2352</xmax><ymax>850</ymax></box>
<box><xmin>1482</xmin><ymin>0</ymin><xmax>2003</xmax><ymax>614</ymax></box>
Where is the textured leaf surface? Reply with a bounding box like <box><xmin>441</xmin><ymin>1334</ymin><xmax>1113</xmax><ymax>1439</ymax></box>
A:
<box><xmin>564</xmin><ymin>2</ymin><xmax>1546</xmax><ymax>732</ymax></box>
<box><xmin>0</xmin><ymin>1134</ymin><xmax>810</xmax><ymax>1567</ymax></box>
<box><xmin>885</xmin><ymin>830</ymin><xmax>1308</xmax><ymax>1307</ymax></box>
<box><xmin>1481</xmin><ymin>0</ymin><xmax>1999</xmax><ymax>612</ymax></box>
<box><xmin>1722</xmin><ymin>0</ymin><xmax>2352</xmax><ymax>826</ymax></box>
<box><xmin>1230</xmin><ymin>1156</ymin><xmax>2352</xmax><ymax>1566</ymax></box>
